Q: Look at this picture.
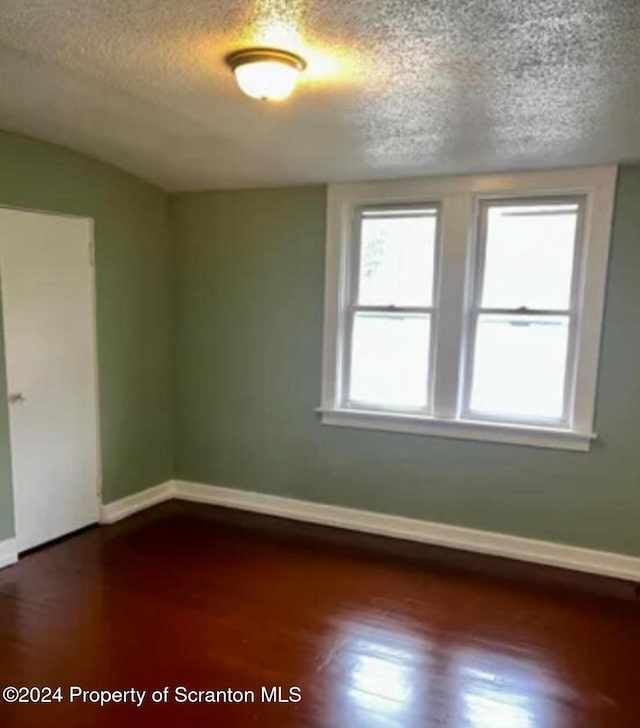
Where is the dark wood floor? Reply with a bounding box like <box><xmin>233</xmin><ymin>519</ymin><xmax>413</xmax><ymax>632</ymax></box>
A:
<box><xmin>1</xmin><ymin>501</ymin><xmax>639</xmax><ymax>727</ymax></box>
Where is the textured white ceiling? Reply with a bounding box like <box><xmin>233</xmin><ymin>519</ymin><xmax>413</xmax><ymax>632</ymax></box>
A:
<box><xmin>0</xmin><ymin>0</ymin><xmax>639</xmax><ymax>190</ymax></box>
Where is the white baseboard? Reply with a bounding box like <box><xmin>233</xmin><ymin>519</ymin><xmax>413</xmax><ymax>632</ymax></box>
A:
<box><xmin>100</xmin><ymin>481</ymin><xmax>174</xmax><ymax>524</ymax></box>
<box><xmin>0</xmin><ymin>538</ymin><xmax>18</xmax><ymax>570</ymax></box>
<box><xmin>101</xmin><ymin>479</ymin><xmax>640</xmax><ymax>583</ymax></box>
<box><xmin>173</xmin><ymin>481</ymin><xmax>640</xmax><ymax>582</ymax></box>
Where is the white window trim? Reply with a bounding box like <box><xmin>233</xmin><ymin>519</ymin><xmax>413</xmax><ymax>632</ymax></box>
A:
<box><xmin>319</xmin><ymin>166</ymin><xmax>618</xmax><ymax>451</ymax></box>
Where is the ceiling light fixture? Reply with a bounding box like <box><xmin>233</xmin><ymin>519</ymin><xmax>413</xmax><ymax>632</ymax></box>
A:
<box><xmin>226</xmin><ymin>47</ymin><xmax>307</xmax><ymax>101</ymax></box>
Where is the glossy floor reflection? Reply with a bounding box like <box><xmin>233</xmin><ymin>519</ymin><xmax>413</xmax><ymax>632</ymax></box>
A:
<box><xmin>455</xmin><ymin>649</ymin><xmax>547</xmax><ymax>728</ymax></box>
<box><xmin>0</xmin><ymin>501</ymin><xmax>638</xmax><ymax>727</ymax></box>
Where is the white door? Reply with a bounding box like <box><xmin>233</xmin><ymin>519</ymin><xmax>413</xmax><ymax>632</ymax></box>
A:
<box><xmin>0</xmin><ymin>208</ymin><xmax>99</xmax><ymax>552</ymax></box>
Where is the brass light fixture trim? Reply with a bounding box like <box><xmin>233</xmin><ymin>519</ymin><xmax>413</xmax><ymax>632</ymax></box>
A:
<box><xmin>225</xmin><ymin>47</ymin><xmax>307</xmax><ymax>73</ymax></box>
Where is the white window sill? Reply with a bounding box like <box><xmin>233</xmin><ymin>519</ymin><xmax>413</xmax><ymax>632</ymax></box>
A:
<box><xmin>316</xmin><ymin>407</ymin><xmax>595</xmax><ymax>452</ymax></box>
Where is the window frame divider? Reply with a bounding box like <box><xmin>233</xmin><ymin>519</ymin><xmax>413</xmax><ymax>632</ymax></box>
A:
<box><xmin>431</xmin><ymin>193</ymin><xmax>473</xmax><ymax>420</ymax></box>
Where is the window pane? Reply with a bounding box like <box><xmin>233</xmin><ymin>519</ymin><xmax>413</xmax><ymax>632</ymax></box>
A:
<box><xmin>358</xmin><ymin>209</ymin><xmax>437</xmax><ymax>307</ymax></box>
<box><xmin>481</xmin><ymin>202</ymin><xmax>580</xmax><ymax>310</ymax></box>
<box><xmin>469</xmin><ymin>314</ymin><xmax>569</xmax><ymax>421</ymax></box>
<box><xmin>349</xmin><ymin>313</ymin><xmax>431</xmax><ymax>409</ymax></box>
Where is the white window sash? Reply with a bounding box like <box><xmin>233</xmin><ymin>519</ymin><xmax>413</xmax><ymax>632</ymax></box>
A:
<box><xmin>340</xmin><ymin>203</ymin><xmax>441</xmax><ymax>413</ymax></box>
<box><xmin>460</xmin><ymin>195</ymin><xmax>586</xmax><ymax>429</ymax></box>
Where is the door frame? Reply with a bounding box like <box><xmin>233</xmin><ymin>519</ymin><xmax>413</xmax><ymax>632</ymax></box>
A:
<box><xmin>0</xmin><ymin>204</ymin><xmax>102</xmax><ymax>555</ymax></box>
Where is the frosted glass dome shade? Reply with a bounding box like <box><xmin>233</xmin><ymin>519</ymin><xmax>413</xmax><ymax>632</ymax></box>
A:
<box><xmin>226</xmin><ymin>48</ymin><xmax>306</xmax><ymax>101</ymax></box>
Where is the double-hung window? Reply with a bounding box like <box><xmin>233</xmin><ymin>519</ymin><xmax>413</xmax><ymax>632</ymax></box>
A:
<box><xmin>319</xmin><ymin>167</ymin><xmax>617</xmax><ymax>451</ymax></box>
<box><xmin>346</xmin><ymin>205</ymin><xmax>439</xmax><ymax>412</ymax></box>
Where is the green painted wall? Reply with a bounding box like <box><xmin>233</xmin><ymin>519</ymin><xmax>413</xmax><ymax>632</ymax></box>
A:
<box><xmin>172</xmin><ymin>171</ymin><xmax>640</xmax><ymax>557</ymax></box>
<box><xmin>2</xmin><ymin>128</ymin><xmax>638</xmax><ymax>559</ymax></box>
<box><xmin>0</xmin><ymin>130</ymin><xmax>173</xmax><ymax>541</ymax></box>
